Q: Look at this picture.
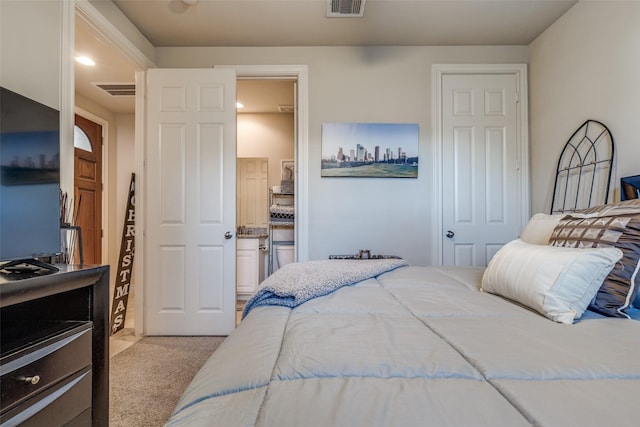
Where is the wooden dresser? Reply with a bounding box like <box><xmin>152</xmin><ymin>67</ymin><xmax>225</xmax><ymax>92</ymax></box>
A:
<box><xmin>0</xmin><ymin>264</ymin><xmax>109</xmax><ymax>426</ymax></box>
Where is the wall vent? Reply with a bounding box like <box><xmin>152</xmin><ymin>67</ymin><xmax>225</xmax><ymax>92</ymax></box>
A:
<box><xmin>278</xmin><ymin>105</ymin><xmax>295</xmax><ymax>113</ymax></box>
<box><xmin>327</xmin><ymin>0</ymin><xmax>366</xmax><ymax>17</ymax></box>
<box><xmin>95</xmin><ymin>83</ymin><xmax>136</xmax><ymax>96</ymax></box>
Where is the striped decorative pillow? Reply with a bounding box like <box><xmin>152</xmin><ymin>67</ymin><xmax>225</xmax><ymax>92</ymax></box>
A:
<box><xmin>549</xmin><ymin>200</ymin><xmax>640</xmax><ymax>318</ymax></box>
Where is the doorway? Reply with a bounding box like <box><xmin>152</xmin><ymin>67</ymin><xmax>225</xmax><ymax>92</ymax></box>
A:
<box><xmin>236</xmin><ymin>79</ymin><xmax>296</xmax><ymax>223</ymax></box>
<box><xmin>236</xmin><ymin>79</ymin><xmax>296</xmax><ymax>318</ymax></box>
<box><xmin>73</xmin><ymin>114</ymin><xmax>103</xmax><ymax>265</ymax></box>
<box><xmin>135</xmin><ymin>66</ymin><xmax>308</xmax><ymax>335</ymax></box>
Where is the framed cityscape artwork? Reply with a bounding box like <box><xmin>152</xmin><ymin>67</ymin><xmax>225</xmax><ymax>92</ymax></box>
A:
<box><xmin>321</xmin><ymin>122</ymin><xmax>419</xmax><ymax>178</ymax></box>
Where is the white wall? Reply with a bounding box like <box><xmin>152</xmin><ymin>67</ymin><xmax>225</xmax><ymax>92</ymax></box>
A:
<box><xmin>115</xmin><ymin>114</ymin><xmax>136</xmax><ymax>233</ymax></box>
<box><xmin>0</xmin><ymin>1</ymin><xmax>61</xmax><ymax>108</ymax></box>
<box><xmin>529</xmin><ymin>1</ymin><xmax>640</xmax><ymax>214</ymax></box>
<box><xmin>115</xmin><ymin>112</ymin><xmax>136</xmax><ymax>298</ymax></box>
<box><xmin>237</xmin><ymin>113</ymin><xmax>295</xmax><ymax>190</ymax></box>
<box><xmin>75</xmin><ymin>95</ymin><xmax>136</xmax><ymax>298</ymax></box>
<box><xmin>156</xmin><ymin>46</ymin><xmax>528</xmax><ymax>265</ymax></box>
<box><xmin>1</xmin><ymin>0</ymin><xmax>73</xmax><ymax>193</ymax></box>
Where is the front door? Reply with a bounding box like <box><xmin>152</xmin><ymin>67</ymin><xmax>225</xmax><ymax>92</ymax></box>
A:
<box><xmin>441</xmin><ymin>73</ymin><xmax>522</xmax><ymax>266</ymax></box>
<box><xmin>74</xmin><ymin>114</ymin><xmax>102</xmax><ymax>265</ymax></box>
<box><xmin>144</xmin><ymin>68</ymin><xmax>237</xmax><ymax>335</ymax></box>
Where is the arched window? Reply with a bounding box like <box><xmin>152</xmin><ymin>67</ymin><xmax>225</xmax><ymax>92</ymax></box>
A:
<box><xmin>74</xmin><ymin>125</ymin><xmax>93</xmax><ymax>152</ymax></box>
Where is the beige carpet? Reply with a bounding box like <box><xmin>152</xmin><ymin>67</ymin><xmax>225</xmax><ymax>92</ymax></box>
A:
<box><xmin>109</xmin><ymin>336</ymin><xmax>225</xmax><ymax>427</ymax></box>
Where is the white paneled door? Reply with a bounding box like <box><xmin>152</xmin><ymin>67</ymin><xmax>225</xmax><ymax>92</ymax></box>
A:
<box><xmin>237</xmin><ymin>158</ymin><xmax>269</xmax><ymax>228</ymax></box>
<box><xmin>144</xmin><ymin>68</ymin><xmax>237</xmax><ymax>335</ymax></box>
<box><xmin>441</xmin><ymin>73</ymin><xmax>522</xmax><ymax>266</ymax></box>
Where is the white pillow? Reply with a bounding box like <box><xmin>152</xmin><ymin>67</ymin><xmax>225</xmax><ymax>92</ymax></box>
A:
<box><xmin>481</xmin><ymin>239</ymin><xmax>622</xmax><ymax>324</ymax></box>
<box><xmin>520</xmin><ymin>213</ymin><xmax>564</xmax><ymax>245</ymax></box>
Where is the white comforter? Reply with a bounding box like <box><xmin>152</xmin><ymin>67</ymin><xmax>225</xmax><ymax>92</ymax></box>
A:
<box><xmin>166</xmin><ymin>265</ymin><xmax>640</xmax><ymax>427</ymax></box>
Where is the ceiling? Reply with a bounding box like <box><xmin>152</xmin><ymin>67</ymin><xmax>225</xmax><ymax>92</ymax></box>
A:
<box><xmin>75</xmin><ymin>15</ymin><xmax>295</xmax><ymax>114</ymax></box>
<box><xmin>75</xmin><ymin>0</ymin><xmax>577</xmax><ymax>114</ymax></box>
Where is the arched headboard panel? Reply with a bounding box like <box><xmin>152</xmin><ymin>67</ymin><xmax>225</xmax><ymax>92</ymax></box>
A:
<box><xmin>550</xmin><ymin>120</ymin><xmax>615</xmax><ymax>214</ymax></box>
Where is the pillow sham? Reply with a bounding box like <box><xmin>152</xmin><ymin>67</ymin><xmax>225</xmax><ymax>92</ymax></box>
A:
<box><xmin>573</xmin><ymin>198</ymin><xmax>640</xmax><ymax>216</ymax></box>
<box><xmin>520</xmin><ymin>213</ymin><xmax>564</xmax><ymax>245</ymax></box>
<box><xmin>548</xmin><ymin>201</ymin><xmax>640</xmax><ymax>317</ymax></box>
<box><xmin>481</xmin><ymin>239</ymin><xmax>622</xmax><ymax>324</ymax></box>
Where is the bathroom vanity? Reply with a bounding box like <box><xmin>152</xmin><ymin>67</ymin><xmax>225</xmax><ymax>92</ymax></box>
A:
<box><xmin>236</xmin><ymin>234</ymin><xmax>267</xmax><ymax>296</ymax></box>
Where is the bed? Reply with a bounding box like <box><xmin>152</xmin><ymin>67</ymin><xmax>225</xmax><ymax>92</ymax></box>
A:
<box><xmin>165</xmin><ymin>200</ymin><xmax>640</xmax><ymax>427</ymax></box>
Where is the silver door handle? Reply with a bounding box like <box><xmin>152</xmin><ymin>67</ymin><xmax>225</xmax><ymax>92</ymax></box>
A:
<box><xmin>446</xmin><ymin>230</ymin><xmax>455</xmax><ymax>238</ymax></box>
<box><xmin>224</xmin><ymin>231</ymin><xmax>233</xmax><ymax>239</ymax></box>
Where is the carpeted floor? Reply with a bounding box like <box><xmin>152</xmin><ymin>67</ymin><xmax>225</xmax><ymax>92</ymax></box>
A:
<box><xmin>109</xmin><ymin>336</ymin><xmax>225</xmax><ymax>427</ymax></box>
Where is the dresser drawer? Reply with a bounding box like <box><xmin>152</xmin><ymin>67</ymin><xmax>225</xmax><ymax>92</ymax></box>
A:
<box><xmin>0</xmin><ymin>322</ymin><xmax>92</xmax><ymax>415</ymax></box>
<box><xmin>0</xmin><ymin>366</ymin><xmax>92</xmax><ymax>427</ymax></box>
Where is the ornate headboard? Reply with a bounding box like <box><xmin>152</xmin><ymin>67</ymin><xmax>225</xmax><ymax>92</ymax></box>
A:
<box><xmin>550</xmin><ymin>120</ymin><xmax>615</xmax><ymax>214</ymax></box>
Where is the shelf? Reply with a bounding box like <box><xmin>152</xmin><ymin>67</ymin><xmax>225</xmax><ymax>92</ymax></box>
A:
<box><xmin>0</xmin><ymin>320</ymin><xmax>90</xmax><ymax>358</ymax></box>
<box><xmin>268</xmin><ymin>189</ymin><xmax>295</xmax><ymax>275</ymax></box>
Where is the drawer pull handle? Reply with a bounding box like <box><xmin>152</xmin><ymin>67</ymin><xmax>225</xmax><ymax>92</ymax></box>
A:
<box><xmin>19</xmin><ymin>375</ymin><xmax>41</xmax><ymax>385</ymax></box>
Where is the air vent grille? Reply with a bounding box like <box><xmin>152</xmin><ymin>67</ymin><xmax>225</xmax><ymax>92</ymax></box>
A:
<box><xmin>327</xmin><ymin>0</ymin><xmax>366</xmax><ymax>17</ymax></box>
<box><xmin>95</xmin><ymin>83</ymin><xmax>136</xmax><ymax>96</ymax></box>
<box><xmin>278</xmin><ymin>105</ymin><xmax>295</xmax><ymax>113</ymax></box>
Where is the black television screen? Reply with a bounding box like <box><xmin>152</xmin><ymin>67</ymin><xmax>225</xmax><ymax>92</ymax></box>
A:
<box><xmin>0</xmin><ymin>87</ymin><xmax>61</xmax><ymax>263</ymax></box>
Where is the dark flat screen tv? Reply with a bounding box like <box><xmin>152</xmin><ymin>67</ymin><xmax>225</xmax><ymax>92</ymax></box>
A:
<box><xmin>0</xmin><ymin>87</ymin><xmax>61</xmax><ymax>270</ymax></box>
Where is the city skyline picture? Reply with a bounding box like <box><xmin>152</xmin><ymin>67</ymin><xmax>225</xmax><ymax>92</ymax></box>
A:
<box><xmin>321</xmin><ymin>122</ymin><xmax>419</xmax><ymax>178</ymax></box>
<box><xmin>1</xmin><ymin>131</ymin><xmax>60</xmax><ymax>186</ymax></box>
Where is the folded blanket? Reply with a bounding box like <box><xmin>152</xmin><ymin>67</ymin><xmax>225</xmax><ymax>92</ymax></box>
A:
<box><xmin>270</xmin><ymin>204</ymin><xmax>295</xmax><ymax>215</ymax></box>
<box><xmin>270</xmin><ymin>220</ymin><xmax>295</xmax><ymax>226</ymax></box>
<box><xmin>242</xmin><ymin>258</ymin><xmax>409</xmax><ymax>318</ymax></box>
<box><xmin>270</xmin><ymin>205</ymin><xmax>295</xmax><ymax>221</ymax></box>
<box><xmin>270</xmin><ymin>214</ymin><xmax>295</xmax><ymax>221</ymax></box>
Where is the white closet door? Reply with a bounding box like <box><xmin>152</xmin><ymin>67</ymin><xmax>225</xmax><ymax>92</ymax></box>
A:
<box><xmin>441</xmin><ymin>73</ymin><xmax>521</xmax><ymax>266</ymax></box>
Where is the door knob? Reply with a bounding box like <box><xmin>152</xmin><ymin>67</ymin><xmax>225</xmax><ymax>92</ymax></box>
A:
<box><xmin>446</xmin><ymin>230</ymin><xmax>455</xmax><ymax>238</ymax></box>
<box><xmin>224</xmin><ymin>231</ymin><xmax>233</xmax><ymax>240</ymax></box>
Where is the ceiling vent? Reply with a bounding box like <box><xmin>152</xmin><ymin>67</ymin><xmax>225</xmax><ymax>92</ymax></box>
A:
<box><xmin>278</xmin><ymin>105</ymin><xmax>295</xmax><ymax>113</ymax></box>
<box><xmin>327</xmin><ymin>0</ymin><xmax>366</xmax><ymax>17</ymax></box>
<box><xmin>95</xmin><ymin>83</ymin><xmax>136</xmax><ymax>96</ymax></box>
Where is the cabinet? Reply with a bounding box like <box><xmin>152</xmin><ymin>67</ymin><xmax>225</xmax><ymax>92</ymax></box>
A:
<box><xmin>0</xmin><ymin>264</ymin><xmax>109</xmax><ymax>426</ymax></box>
<box><xmin>268</xmin><ymin>190</ymin><xmax>295</xmax><ymax>274</ymax></box>
<box><xmin>237</xmin><ymin>238</ymin><xmax>265</xmax><ymax>296</ymax></box>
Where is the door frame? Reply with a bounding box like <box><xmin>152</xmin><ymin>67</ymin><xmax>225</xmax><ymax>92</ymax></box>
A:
<box><xmin>431</xmin><ymin>64</ymin><xmax>530</xmax><ymax>266</ymax></box>
<box><xmin>134</xmin><ymin>65</ymin><xmax>309</xmax><ymax>335</ymax></box>
<box><xmin>221</xmin><ymin>65</ymin><xmax>309</xmax><ymax>264</ymax></box>
<box><xmin>75</xmin><ymin>107</ymin><xmax>109</xmax><ymax>265</ymax></box>
<box><xmin>75</xmin><ymin>2</ymin><xmax>310</xmax><ymax>336</ymax></box>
